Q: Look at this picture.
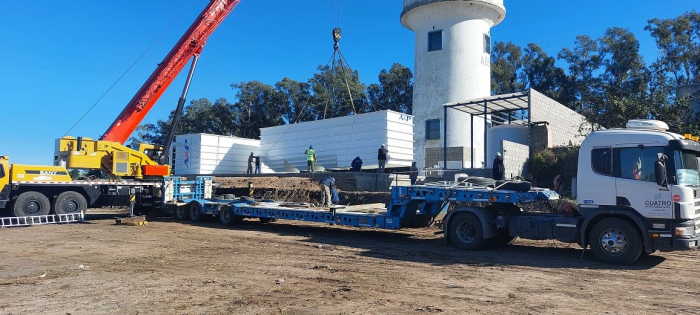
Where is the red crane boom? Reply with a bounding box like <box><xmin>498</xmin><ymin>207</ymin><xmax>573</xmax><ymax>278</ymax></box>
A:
<box><xmin>101</xmin><ymin>0</ymin><xmax>240</xmax><ymax>144</ymax></box>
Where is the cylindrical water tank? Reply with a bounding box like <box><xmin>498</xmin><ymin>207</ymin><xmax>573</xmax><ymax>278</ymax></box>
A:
<box><xmin>486</xmin><ymin>124</ymin><xmax>528</xmax><ymax>167</ymax></box>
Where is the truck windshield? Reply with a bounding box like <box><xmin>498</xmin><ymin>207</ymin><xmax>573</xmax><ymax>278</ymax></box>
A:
<box><xmin>674</xmin><ymin>150</ymin><xmax>700</xmax><ymax>186</ymax></box>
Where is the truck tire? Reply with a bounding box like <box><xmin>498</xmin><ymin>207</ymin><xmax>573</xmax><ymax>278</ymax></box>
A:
<box><xmin>448</xmin><ymin>212</ymin><xmax>487</xmax><ymax>250</ymax></box>
<box><xmin>13</xmin><ymin>192</ymin><xmax>51</xmax><ymax>217</ymax></box>
<box><xmin>54</xmin><ymin>191</ymin><xmax>87</xmax><ymax>215</ymax></box>
<box><xmin>188</xmin><ymin>202</ymin><xmax>203</xmax><ymax>222</ymax></box>
<box><xmin>174</xmin><ymin>206</ymin><xmax>189</xmax><ymax>221</ymax></box>
<box><xmin>219</xmin><ymin>205</ymin><xmax>239</xmax><ymax>226</ymax></box>
<box><xmin>589</xmin><ymin>218</ymin><xmax>643</xmax><ymax>265</ymax></box>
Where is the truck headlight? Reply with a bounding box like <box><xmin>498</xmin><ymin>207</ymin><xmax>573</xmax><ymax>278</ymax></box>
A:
<box><xmin>675</xmin><ymin>226</ymin><xmax>694</xmax><ymax>237</ymax></box>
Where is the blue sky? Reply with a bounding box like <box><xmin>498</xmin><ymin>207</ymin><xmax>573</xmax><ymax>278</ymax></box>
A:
<box><xmin>0</xmin><ymin>0</ymin><xmax>696</xmax><ymax>165</ymax></box>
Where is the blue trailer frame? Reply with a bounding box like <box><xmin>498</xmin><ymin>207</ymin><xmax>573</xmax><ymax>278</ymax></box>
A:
<box><xmin>163</xmin><ymin>176</ymin><xmax>559</xmax><ymax>230</ymax></box>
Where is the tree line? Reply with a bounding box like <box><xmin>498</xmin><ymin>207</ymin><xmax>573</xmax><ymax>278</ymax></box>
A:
<box><xmin>131</xmin><ymin>11</ymin><xmax>699</xmax><ymax>147</ymax></box>
<box><xmin>130</xmin><ymin>62</ymin><xmax>413</xmax><ymax>146</ymax></box>
<box><xmin>491</xmin><ymin>11</ymin><xmax>699</xmax><ymax>133</ymax></box>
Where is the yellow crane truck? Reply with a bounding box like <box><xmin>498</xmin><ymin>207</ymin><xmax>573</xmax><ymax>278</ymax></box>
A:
<box><xmin>0</xmin><ymin>156</ymin><xmax>160</xmax><ymax>217</ymax></box>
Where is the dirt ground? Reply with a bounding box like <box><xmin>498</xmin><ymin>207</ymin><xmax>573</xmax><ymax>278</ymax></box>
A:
<box><xmin>1</xmin><ymin>207</ymin><xmax>700</xmax><ymax>315</ymax></box>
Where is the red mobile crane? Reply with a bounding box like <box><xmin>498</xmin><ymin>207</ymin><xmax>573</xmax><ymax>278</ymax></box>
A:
<box><xmin>55</xmin><ymin>0</ymin><xmax>241</xmax><ymax>178</ymax></box>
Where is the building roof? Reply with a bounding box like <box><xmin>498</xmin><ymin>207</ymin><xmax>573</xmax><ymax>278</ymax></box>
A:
<box><xmin>443</xmin><ymin>91</ymin><xmax>529</xmax><ymax>115</ymax></box>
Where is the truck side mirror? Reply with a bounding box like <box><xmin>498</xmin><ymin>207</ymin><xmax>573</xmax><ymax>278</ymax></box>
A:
<box><xmin>655</xmin><ymin>158</ymin><xmax>668</xmax><ymax>187</ymax></box>
<box><xmin>0</xmin><ymin>165</ymin><xmax>4</xmax><ymax>178</ymax></box>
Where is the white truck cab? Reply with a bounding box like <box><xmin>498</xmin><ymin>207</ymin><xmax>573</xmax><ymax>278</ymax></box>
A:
<box><xmin>577</xmin><ymin>119</ymin><xmax>700</xmax><ymax>254</ymax></box>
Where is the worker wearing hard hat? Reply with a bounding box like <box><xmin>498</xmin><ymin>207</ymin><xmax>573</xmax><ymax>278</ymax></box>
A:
<box><xmin>492</xmin><ymin>152</ymin><xmax>505</xmax><ymax>180</ymax></box>
<box><xmin>305</xmin><ymin>146</ymin><xmax>316</xmax><ymax>173</ymax></box>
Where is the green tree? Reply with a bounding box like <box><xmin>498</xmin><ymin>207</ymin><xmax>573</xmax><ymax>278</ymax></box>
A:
<box><xmin>309</xmin><ymin>60</ymin><xmax>368</xmax><ymax>119</ymax></box>
<box><xmin>522</xmin><ymin>43</ymin><xmax>570</xmax><ymax>105</ymax></box>
<box><xmin>490</xmin><ymin>41</ymin><xmax>525</xmax><ymax>95</ymax></box>
<box><xmin>558</xmin><ymin>35</ymin><xmax>603</xmax><ymax>116</ymax></box>
<box><xmin>276</xmin><ymin>77</ymin><xmax>316</xmax><ymax>124</ymax></box>
<box><xmin>645</xmin><ymin>11</ymin><xmax>700</xmax><ymax>133</ymax></box>
<box><xmin>645</xmin><ymin>11</ymin><xmax>700</xmax><ymax>86</ymax></box>
<box><xmin>367</xmin><ymin>63</ymin><xmax>413</xmax><ymax>114</ymax></box>
<box><xmin>128</xmin><ymin>98</ymin><xmax>237</xmax><ymax>147</ymax></box>
<box><xmin>589</xmin><ymin>27</ymin><xmax>651</xmax><ymax>128</ymax></box>
<box><xmin>231</xmin><ymin>81</ymin><xmax>285</xmax><ymax>138</ymax></box>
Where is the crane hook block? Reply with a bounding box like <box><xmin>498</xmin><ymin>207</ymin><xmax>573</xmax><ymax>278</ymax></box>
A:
<box><xmin>332</xmin><ymin>28</ymin><xmax>342</xmax><ymax>43</ymax></box>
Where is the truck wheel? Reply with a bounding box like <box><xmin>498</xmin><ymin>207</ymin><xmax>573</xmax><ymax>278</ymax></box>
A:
<box><xmin>589</xmin><ymin>218</ymin><xmax>643</xmax><ymax>265</ymax></box>
<box><xmin>259</xmin><ymin>217</ymin><xmax>277</xmax><ymax>224</ymax></box>
<box><xmin>13</xmin><ymin>192</ymin><xmax>51</xmax><ymax>217</ymax></box>
<box><xmin>174</xmin><ymin>206</ymin><xmax>189</xmax><ymax>221</ymax></box>
<box><xmin>219</xmin><ymin>205</ymin><xmax>236</xmax><ymax>226</ymax></box>
<box><xmin>188</xmin><ymin>202</ymin><xmax>203</xmax><ymax>222</ymax></box>
<box><xmin>448</xmin><ymin>212</ymin><xmax>487</xmax><ymax>250</ymax></box>
<box><xmin>54</xmin><ymin>191</ymin><xmax>87</xmax><ymax>215</ymax></box>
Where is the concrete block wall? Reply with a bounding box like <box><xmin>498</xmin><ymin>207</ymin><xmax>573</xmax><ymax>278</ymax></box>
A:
<box><xmin>425</xmin><ymin>146</ymin><xmax>470</xmax><ymax>169</ymax></box>
<box><xmin>502</xmin><ymin>140</ymin><xmax>529</xmax><ymax>179</ymax></box>
<box><xmin>529</xmin><ymin>89</ymin><xmax>591</xmax><ymax>147</ymax></box>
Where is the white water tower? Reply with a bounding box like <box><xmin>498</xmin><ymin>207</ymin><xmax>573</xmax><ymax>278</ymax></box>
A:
<box><xmin>401</xmin><ymin>0</ymin><xmax>506</xmax><ymax>169</ymax></box>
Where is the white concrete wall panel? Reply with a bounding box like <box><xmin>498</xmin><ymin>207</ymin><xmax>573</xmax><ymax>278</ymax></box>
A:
<box><xmin>260</xmin><ymin>110</ymin><xmax>414</xmax><ymax>172</ymax></box>
<box><xmin>171</xmin><ymin>133</ymin><xmax>269</xmax><ymax>175</ymax></box>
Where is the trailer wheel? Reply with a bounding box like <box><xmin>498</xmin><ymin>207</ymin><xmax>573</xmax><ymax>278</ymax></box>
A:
<box><xmin>54</xmin><ymin>191</ymin><xmax>87</xmax><ymax>215</ymax></box>
<box><xmin>589</xmin><ymin>218</ymin><xmax>643</xmax><ymax>265</ymax></box>
<box><xmin>13</xmin><ymin>192</ymin><xmax>51</xmax><ymax>217</ymax></box>
<box><xmin>188</xmin><ymin>202</ymin><xmax>203</xmax><ymax>222</ymax></box>
<box><xmin>219</xmin><ymin>205</ymin><xmax>238</xmax><ymax>226</ymax></box>
<box><xmin>174</xmin><ymin>206</ymin><xmax>189</xmax><ymax>221</ymax></box>
<box><xmin>448</xmin><ymin>212</ymin><xmax>486</xmax><ymax>250</ymax></box>
<box><xmin>259</xmin><ymin>217</ymin><xmax>277</xmax><ymax>224</ymax></box>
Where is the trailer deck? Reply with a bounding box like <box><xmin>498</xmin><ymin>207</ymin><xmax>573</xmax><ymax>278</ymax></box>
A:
<box><xmin>164</xmin><ymin>176</ymin><xmax>559</xmax><ymax>230</ymax></box>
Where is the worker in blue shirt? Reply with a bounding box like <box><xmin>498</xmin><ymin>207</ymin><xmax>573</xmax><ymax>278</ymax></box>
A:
<box><xmin>319</xmin><ymin>176</ymin><xmax>336</xmax><ymax>207</ymax></box>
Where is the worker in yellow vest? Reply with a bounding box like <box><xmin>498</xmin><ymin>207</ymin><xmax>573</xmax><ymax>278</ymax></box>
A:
<box><xmin>305</xmin><ymin>145</ymin><xmax>316</xmax><ymax>173</ymax></box>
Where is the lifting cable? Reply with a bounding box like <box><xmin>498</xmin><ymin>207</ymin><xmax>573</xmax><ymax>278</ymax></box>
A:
<box><xmin>62</xmin><ymin>0</ymin><xmax>199</xmax><ymax>137</ymax></box>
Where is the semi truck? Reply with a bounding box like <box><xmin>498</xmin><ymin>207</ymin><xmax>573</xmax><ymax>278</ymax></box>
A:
<box><xmin>162</xmin><ymin>119</ymin><xmax>700</xmax><ymax>265</ymax></box>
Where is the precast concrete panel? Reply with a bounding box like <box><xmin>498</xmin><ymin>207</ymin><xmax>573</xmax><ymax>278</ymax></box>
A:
<box><xmin>260</xmin><ymin>110</ymin><xmax>414</xmax><ymax>172</ymax></box>
<box><xmin>171</xmin><ymin>133</ymin><xmax>268</xmax><ymax>175</ymax></box>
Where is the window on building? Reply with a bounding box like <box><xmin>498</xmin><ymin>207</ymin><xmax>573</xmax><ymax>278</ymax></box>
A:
<box><xmin>426</xmin><ymin>119</ymin><xmax>441</xmax><ymax>140</ymax></box>
<box><xmin>484</xmin><ymin>34</ymin><xmax>491</xmax><ymax>54</ymax></box>
<box><xmin>428</xmin><ymin>30</ymin><xmax>442</xmax><ymax>52</ymax></box>
<box><xmin>613</xmin><ymin>146</ymin><xmax>665</xmax><ymax>181</ymax></box>
<box><xmin>591</xmin><ymin>148</ymin><xmax>612</xmax><ymax>176</ymax></box>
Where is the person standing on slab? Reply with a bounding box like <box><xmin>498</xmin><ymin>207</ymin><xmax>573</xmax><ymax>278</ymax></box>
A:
<box><xmin>377</xmin><ymin>144</ymin><xmax>388</xmax><ymax>173</ymax></box>
<box><xmin>409</xmin><ymin>161</ymin><xmax>419</xmax><ymax>185</ymax></box>
<box><xmin>492</xmin><ymin>152</ymin><xmax>505</xmax><ymax>180</ymax></box>
<box><xmin>247</xmin><ymin>152</ymin><xmax>254</xmax><ymax>174</ymax></box>
<box><xmin>305</xmin><ymin>146</ymin><xmax>316</xmax><ymax>173</ymax></box>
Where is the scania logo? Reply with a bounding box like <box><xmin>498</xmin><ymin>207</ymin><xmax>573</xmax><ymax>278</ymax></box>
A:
<box><xmin>40</xmin><ymin>171</ymin><xmax>58</xmax><ymax>175</ymax></box>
